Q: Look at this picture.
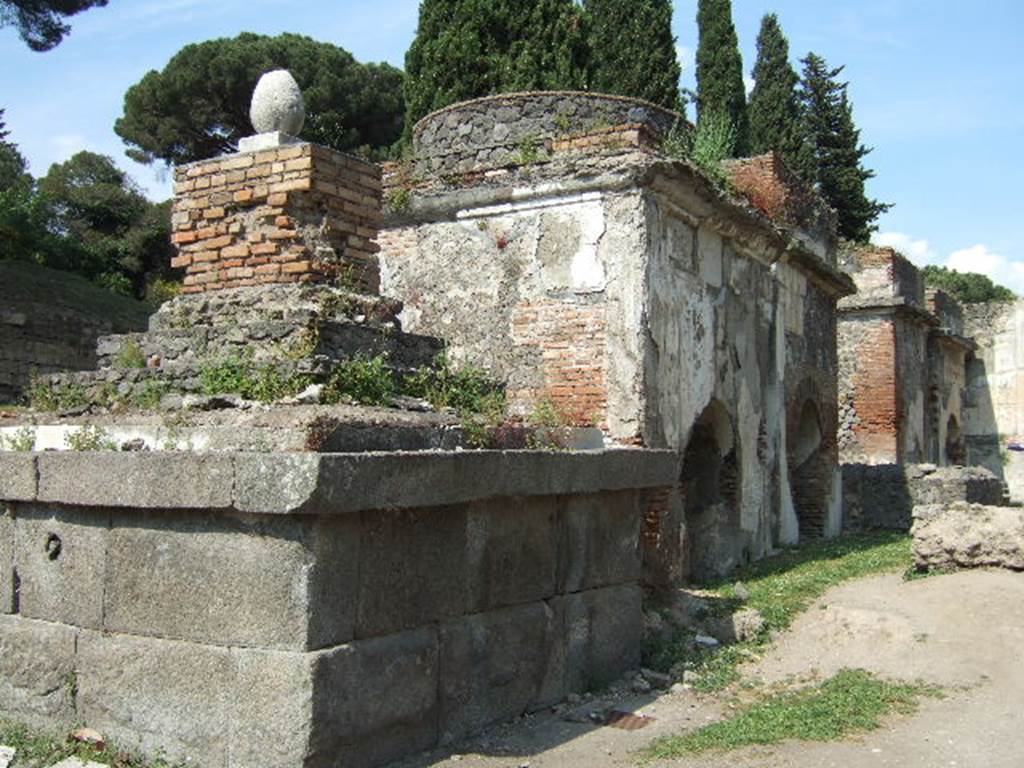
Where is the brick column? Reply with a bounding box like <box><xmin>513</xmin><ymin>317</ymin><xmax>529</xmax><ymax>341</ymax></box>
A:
<box><xmin>171</xmin><ymin>143</ymin><xmax>382</xmax><ymax>294</ymax></box>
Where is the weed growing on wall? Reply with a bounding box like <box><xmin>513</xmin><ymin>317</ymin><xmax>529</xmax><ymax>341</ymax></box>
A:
<box><xmin>0</xmin><ymin>425</ymin><xmax>37</xmax><ymax>451</ymax></box>
<box><xmin>27</xmin><ymin>375</ymin><xmax>89</xmax><ymax>412</ymax></box>
<box><xmin>113</xmin><ymin>340</ymin><xmax>147</xmax><ymax>370</ymax></box>
<box><xmin>64</xmin><ymin>425</ymin><xmax>117</xmax><ymax>451</ymax></box>
<box><xmin>199</xmin><ymin>354</ymin><xmax>311</xmax><ymax>404</ymax></box>
<box><xmin>323</xmin><ymin>354</ymin><xmax>396</xmax><ymax>406</ymax></box>
<box><xmin>692</xmin><ymin>111</ymin><xmax>737</xmax><ymax>187</ymax></box>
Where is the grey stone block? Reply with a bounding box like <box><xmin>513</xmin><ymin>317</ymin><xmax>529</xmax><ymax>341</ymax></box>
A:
<box><xmin>230</xmin><ymin>648</ymin><xmax>315</xmax><ymax>768</ymax></box>
<box><xmin>0</xmin><ymin>615</ymin><xmax>78</xmax><ymax>726</ymax></box>
<box><xmin>37</xmin><ymin>453</ymin><xmax>233</xmax><ymax>510</ymax></box>
<box><xmin>14</xmin><ymin>505</ymin><xmax>108</xmax><ymax>628</ymax></box>
<box><xmin>466</xmin><ymin>497</ymin><xmax>557</xmax><ymax>612</ymax></box>
<box><xmin>558</xmin><ymin>491</ymin><xmax>642</xmax><ymax>593</ymax></box>
<box><xmin>307</xmin><ymin>516</ymin><xmax>360</xmax><ymax>650</ymax></box>
<box><xmin>102</xmin><ymin>511</ymin><xmax>321</xmax><ymax>650</ymax></box>
<box><xmin>439</xmin><ymin>602</ymin><xmax>563</xmax><ymax>743</ymax></box>
<box><xmin>0</xmin><ymin>507</ymin><xmax>11</xmax><ymax>613</ymax></box>
<box><xmin>77</xmin><ymin>630</ymin><xmax>234</xmax><ymax>768</ymax></box>
<box><xmin>562</xmin><ymin>584</ymin><xmax>643</xmax><ymax>691</ymax></box>
<box><xmin>355</xmin><ymin>506</ymin><xmax>469</xmax><ymax>638</ymax></box>
<box><xmin>313</xmin><ymin>628</ymin><xmax>439</xmax><ymax>767</ymax></box>
<box><xmin>0</xmin><ymin>453</ymin><xmax>36</xmax><ymax>501</ymax></box>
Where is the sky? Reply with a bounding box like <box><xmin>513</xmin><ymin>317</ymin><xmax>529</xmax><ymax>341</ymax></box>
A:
<box><xmin>2</xmin><ymin>0</ymin><xmax>1023</xmax><ymax>290</ymax></box>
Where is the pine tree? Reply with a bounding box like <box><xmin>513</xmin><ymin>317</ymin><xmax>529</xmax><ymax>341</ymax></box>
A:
<box><xmin>585</xmin><ymin>0</ymin><xmax>682</xmax><ymax>111</ymax></box>
<box><xmin>797</xmin><ymin>53</ymin><xmax>890</xmax><ymax>242</ymax></box>
<box><xmin>748</xmin><ymin>14</ymin><xmax>804</xmax><ymax>165</ymax></box>
<box><xmin>0</xmin><ymin>109</ymin><xmax>29</xmax><ymax>193</ymax></box>
<box><xmin>695</xmin><ymin>0</ymin><xmax>749</xmax><ymax>156</ymax></box>
<box><xmin>404</xmin><ymin>0</ymin><xmax>589</xmax><ymax>135</ymax></box>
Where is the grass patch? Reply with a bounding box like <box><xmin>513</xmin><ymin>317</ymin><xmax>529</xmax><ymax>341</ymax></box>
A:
<box><xmin>323</xmin><ymin>354</ymin><xmax>396</xmax><ymax>407</ymax></box>
<box><xmin>0</xmin><ymin>714</ymin><xmax>178</xmax><ymax>768</ymax></box>
<box><xmin>644</xmin><ymin>669</ymin><xmax>940</xmax><ymax>759</ymax></box>
<box><xmin>199</xmin><ymin>355</ymin><xmax>311</xmax><ymax>404</ymax></box>
<box><xmin>646</xmin><ymin>532</ymin><xmax>913</xmax><ymax>693</ymax></box>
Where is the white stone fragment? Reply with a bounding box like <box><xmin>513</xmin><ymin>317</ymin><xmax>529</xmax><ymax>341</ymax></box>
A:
<box><xmin>249</xmin><ymin>69</ymin><xmax>305</xmax><ymax>135</ymax></box>
<box><xmin>49</xmin><ymin>758</ymin><xmax>109</xmax><ymax>768</ymax></box>
<box><xmin>0</xmin><ymin>746</ymin><xmax>15</xmax><ymax>768</ymax></box>
<box><xmin>238</xmin><ymin>131</ymin><xmax>302</xmax><ymax>153</ymax></box>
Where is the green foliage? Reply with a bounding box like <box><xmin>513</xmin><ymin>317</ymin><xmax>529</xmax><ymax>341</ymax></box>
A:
<box><xmin>116</xmin><ymin>33</ymin><xmax>404</xmax><ymax>166</ymax></box>
<box><xmin>646</xmin><ymin>669</ymin><xmax>939</xmax><ymax>758</ymax></box>
<box><xmin>797</xmin><ymin>53</ymin><xmax>890</xmax><ymax>242</ymax></box>
<box><xmin>145</xmin><ymin>276</ymin><xmax>183</xmax><ymax>307</ymax></box>
<box><xmin>748</xmin><ymin>14</ymin><xmax>805</xmax><ymax>165</ymax></box>
<box><xmin>113</xmin><ymin>341</ymin><xmax>146</xmax><ymax>370</ymax></box>
<box><xmin>0</xmin><ymin>425</ymin><xmax>36</xmax><ymax>451</ymax></box>
<box><xmin>130</xmin><ymin>379</ymin><xmax>171</xmax><ymax>410</ymax></box>
<box><xmin>515</xmin><ymin>135</ymin><xmax>542</xmax><ymax>164</ymax></box>
<box><xmin>921</xmin><ymin>265</ymin><xmax>1015</xmax><ymax>303</ymax></box>
<box><xmin>646</xmin><ymin>533</ymin><xmax>912</xmax><ymax>694</ymax></box>
<box><xmin>27</xmin><ymin>376</ymin><xmax>88</xmax><ymax>412</ymax></box>
<box><xmin>383</xmin><ymin>187</ymin><xmax>411</xmax><ymax>214</ymax></box>
<box><xmin>695</xmin><ymin>0</ymin><xmax>749</xmax><ymax>156</ymax></box>
<box><xmin>406</xmin><ymin>355</ymin><xmax>507</xmax><ymax>448</ymax></box>
<box><xmin>692</xmin><ymin>110</ymin><xmax>736</xmax><ymax>186</ymax></box>
<box><xmin>584</xmin><ymin>0</ymin><xmax>683</xmax><ymax>111</ymax></box>
<box><xmin>403</xmin><ymin>0</ymin><xmax>590</xmax><ymax>134</ymax></box>
<box><xmin>0</xmin><ymin>109</ymin><xmax>31</xmax><ymax>193</ymax></box>
<box><xmin>199</xmin><ymin>355</ymin><xmax>311</xmax><ymax>404</ymax></box>
<box><xmin>0</xmin><ymin>0</ymin><xmax>106</xmax><ymax>51</ymax></box>
<box><xmin>0</xmin><ymin>714</ymin><xmax>179</xmax><ymax>768</ymax></box>
<box><xmin>65</xmin><ymin>424</ymin><xmax>117</xmax><ymax>451</ymax></box>
<box><xmin>323</xmin><ymin>354</ymin><xmax>396</xmax><ymax>407</ymax></box>
<box><xmin>528</xmin><ymin>396</ymin><xmax>568</xmax><ymax>428</ymax></box>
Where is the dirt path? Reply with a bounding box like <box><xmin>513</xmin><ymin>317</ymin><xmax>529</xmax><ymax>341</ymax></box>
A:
<box><xmin>395</xmin><ymin>569</ymin><xmax>1024</xmax><ymax>768</ymax></box>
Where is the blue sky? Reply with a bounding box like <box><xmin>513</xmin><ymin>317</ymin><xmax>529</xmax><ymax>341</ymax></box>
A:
<box><xmin>2</xmin><ymin>0</ymin><xmax>1023</xmax><ymax>290</ymax></box>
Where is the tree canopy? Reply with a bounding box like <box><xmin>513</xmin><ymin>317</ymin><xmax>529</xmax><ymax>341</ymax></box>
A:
<box><xmin>695</xmin><ymin>0</ymin><xmax>749</xmax><ymax>156</ymax></box>
<box><xmin>922</xmin><ymin>265</ymin><xmax>1015</xmax><ymax>304</ymax></box>
<box><xmin>748</xmin><ymin>14</ymin><xmax>805</xmax><ymax>167</ymax></box>
<box><xmin>797</xmin><ymin>53</ymin><xmax>889</xmax><ymax>242</ymax></box>
<box><xmin>0</xmin><ymin>0</ymin><xmax>106</xmax><ymax>51</ymax></box>
<box><xmin>403</xmin><ymin>0</ymin><xmax>589</xmax><ymax>133</ymax></box>
<box><xmin>115</xmin><ymin>33</ymin><xmax>405</xmax><ymax>166</ymax></box>
<box><xmin>585</xmin><ymin>0</ymin><xmax>682</xmax><ymax>111</ymax></box>
<box><xmin>0</xmin><ymin>110</ymin><xmax>30</xmax><ymax>193</ymax></box>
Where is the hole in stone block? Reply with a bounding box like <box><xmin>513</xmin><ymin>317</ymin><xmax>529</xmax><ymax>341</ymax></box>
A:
<box><xmin>46</xmin><ymin>533</ymin><xmax>62</xmax><ymax>561</ymax></box>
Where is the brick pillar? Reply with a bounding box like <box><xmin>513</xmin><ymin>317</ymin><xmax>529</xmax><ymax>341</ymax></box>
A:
<box><xmin>171</xmin><ymin>143</ymin><xmax>382</xmax><ymax>295</ymax></box>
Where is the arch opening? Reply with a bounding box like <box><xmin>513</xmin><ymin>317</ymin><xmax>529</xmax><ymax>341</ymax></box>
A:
<box><xmin>946</xmin><ymin>414</ymin><xmax>966</xmax><ymax>466</ymax></box>
<box><xmin>789</xmin><ymin>398</ymin><xmax>828</xmax><ymax>539</ymax></box>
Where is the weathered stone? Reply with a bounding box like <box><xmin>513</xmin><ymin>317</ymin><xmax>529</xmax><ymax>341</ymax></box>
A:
<box><xmin>355</xmin><ymin>505</ymin><xmax>469</xmax><ymax>638</ymax></box>
<box><xmin>230</xmin><ymin>648</ymin><xmax>315</xmax><ymax>768</ymax></box>
<box><xmin>465</xmin><ymin>497</ymin><xmax>557</xmax><ymax>612</ymax></box>
<box><xmin>313</xmin><ymin>629</ymin><xmax>439</xmax><ymax>767</ymax></box>
<box><xmin>102</xmin><ymin>510</ymin><xmax>321</xmax><ymax>650</ymax></box>
<box><xmin>561</xmin><ymin>584</ymin><xmax>642</xmax><ymax>692</ymax></box>
<box><xmin>77</xmin><ymin>631</ymin><xmax>234</xmax><ymax>768</ymax></box>
<box><xmin>0</xmin><ymin>616</ymin><xmax>78</xmax><ymax>726</ymax></box>
<box><xmin>913</xmin><ymin>502</ymin><xmax>1024</xmax><ymax>571</ymax></box>
<box><xmin>249</xmin><ymin>70</ymin><xmax>305</xmax><ymax>135</ymax></box>
<box><xmin>0</xmin><ymin>507</ymin><xmax>11</xmax><ymax>614</ymax></box>
<box><xmin>306</xmin><ymin>516</ymin><xmax>361</xmax><ymax>649</ymax></box>
<box><xmin>439</xmin><ymin>602</ymin><xmax>564</xmax><ymax>742</ymax></box>
<box><xmin>37</xmin><ymin>453</ymin><xmax>233</xmax><ymax>510</ymax></box>
<box><xmin>14</xmin><ymin>505</ymin><xmax>108</xmax><ymax>628</ymax></box>
<box><xmin>557</xmin><ymin>491</ymin><xmax>641</xmax><ymax>593</ymax></box>
<box><xmin>0</xmin><ymin>454</ymin><xmax>36</xmax><ymax>501</ymax></box>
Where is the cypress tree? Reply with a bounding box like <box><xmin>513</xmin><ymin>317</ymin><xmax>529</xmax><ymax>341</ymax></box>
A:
<box><xmin>797</xmin><ymin>53</ymin><xmax>890</xmax><ymax>242</ymax></box>
<box><xmin>748</xmin><ymin>14</ymin><xmax>804</xmax><ymax>165</ymax></box>
<box><xmin>695</xmin><ymin>0</ymin><xmax>749</xmax><ymax>156</ymax></box>
<box><xmin>404</xmin><ymin>0</ymin><xmax>589</xmax><ymax>135</ymax></box>
<box><xmin>585</xmin><ymin>0</ymin><xmax>683</xmax><ymax>111</ymax></box>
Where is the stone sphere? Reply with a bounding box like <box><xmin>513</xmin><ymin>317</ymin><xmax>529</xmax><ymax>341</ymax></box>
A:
<box><xmin>249</xmin><ymin>70</ymin><xmax>306</xmax><ymax>135</ymax></box>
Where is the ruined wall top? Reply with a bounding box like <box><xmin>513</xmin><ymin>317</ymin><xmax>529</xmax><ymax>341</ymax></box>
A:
<box><xmin>839</xmin><ymin>244</ymin><xmax>927</xmax><ymax>312</ymax></box>
<box><xmin>412</xmin><ymin>91</ymin><xmax>684</xmax><ymax>174</ymax></box>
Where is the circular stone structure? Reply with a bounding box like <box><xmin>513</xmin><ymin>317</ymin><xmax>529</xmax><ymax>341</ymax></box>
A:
<box><xmin>412</xmin><ymin>91</ymin><xmax>685</xmax><ymax>171</ymax></box>
<box><xmin>250</xmin><ymin>69</ymin><xmax>306</xmax><ymax>135</ymax></box>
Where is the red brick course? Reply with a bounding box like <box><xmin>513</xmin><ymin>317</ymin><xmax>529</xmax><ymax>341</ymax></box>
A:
<box><xmin>172</xmin><ymin>144</ymin><xmax>382</xmax><ymax>294</ymax></box>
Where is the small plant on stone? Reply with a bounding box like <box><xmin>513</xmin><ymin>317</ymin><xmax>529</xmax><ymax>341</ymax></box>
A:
<box><xmin>114</xmin><ymin>340</ymin><xmax>147</xmax><ymax>370</ymax></box>
<box><xmin>384</xmin><ymin>186</ymin><xmax>412</xmax><ymax>214</ymax></box>
<box><xmin>27</xmin><ymin>374</ymin><xmax>89</xmax><ymax>412</ymax></box>
<box><xmin>65</xmin><ymin>425</ymin><xmax>117</xmax><ymax>451</ymax></box>
<box><xmin>0</xmin><ymin>425</ymin><xmax>37</xmax><ymax>452</ymax></box>
<box><xmin>323</xmin><ymin>354</ymin><xmax>396</xmax><ymax>406</ymax></box>
<box><xmin>516</xmin><ymin>135</ymin><xmax>542</xmax><ymax>165</ymax></box>
<box><xmin>529</xmin><ymin>396</ymin><xmax>569</xmax><ymax>429</ymax></box>
<box><xmin>130</xmin><ymin>380</ymin><xmax>172</xmax><ymax>410</ymax></box>
<box><xmin>691</xmin><ymin>110</ymin><xmax>736</xmax><ymax>188</ymax></box>
<box><xmin>661</xmin><ymin>118</ymin><xmax>694</xmax><ymax>161</ymax></box>
<box><xmin>553</xmin><ymin>113</ymin><xmax>573</xmax><ymax>134</ymax></box>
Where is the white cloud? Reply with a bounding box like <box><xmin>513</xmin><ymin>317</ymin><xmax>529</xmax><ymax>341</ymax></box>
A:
<box><xmin>49</xmin><ymin>134</ymin><xmax>89</xmax><ymax>161</ymax></box>
<box><xmin>744</xmin><ymin>76</ymin><xmax>755</xmax><ymax>97</ymax></box>
<box><xmin>675</xmin><ymin>45</ymin><xmax>694</xmax><ymax>78</ymax></box>
<box><xmin>874</xmin><ymin>233</ymin><xmax>1024</xmax><ymax>296</ymax></box>
<box><xmin>873</xmin><ymin>232</ymin><xmax>939</xmax><ymax>266</ymax></box>
<box><xmin>947</xmin><ymin>244</ymin><xmax>1024</xmax><ymax>296</ymax></box>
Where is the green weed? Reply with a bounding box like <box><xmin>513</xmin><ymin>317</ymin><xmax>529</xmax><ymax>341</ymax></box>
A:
<box><xmin>0</xmin><ymin>425</ymin><xmax>36</xmax><ymax>452</ymax></box>
<box><xmin>27</xmin><ymin>375</ymin><xmax>88</xmax><ymax>412</ymax></box>
<box><xmin>645</xmin><ymin>669</ymin><xmax>940</xmax><ymax>758</ymax></box>
<box><xmin>113</xmin><ymin>341</ymin><xmax>146</xmax><ymax>370</ymax></box>
<box><xmin>199</xmin><ymin>355</ymin><xmax>310</xmax><ymax>404</ymax></box>
<box><xmin>64</xmin><ymin>425</ymin><xmax>117</xmax><ymax>451</ymax></box>
<box><xmin>323</xmin><ymin>354</ymin><xmax>396</xmax><ymax>407</ymax></box>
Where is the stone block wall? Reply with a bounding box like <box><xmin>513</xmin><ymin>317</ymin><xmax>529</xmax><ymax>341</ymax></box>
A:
<box><xmin>842</xmin><ymin>463</ymin><xmax>1005</xmax><ymax>532</ymax></box>
<box><xmin>0</xmin><ymin>261</ymin><xmax>150</xmax><ymax>402</ymax></box>
<box><xmin>172</xmin><ymin>143</ymin><xmax>382</xmax><ymax>295</ymax></box>
<box><xmin>0</xmin><ymin>450</ymin><xmax>677</xmax><ymax>767</ymax></box>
